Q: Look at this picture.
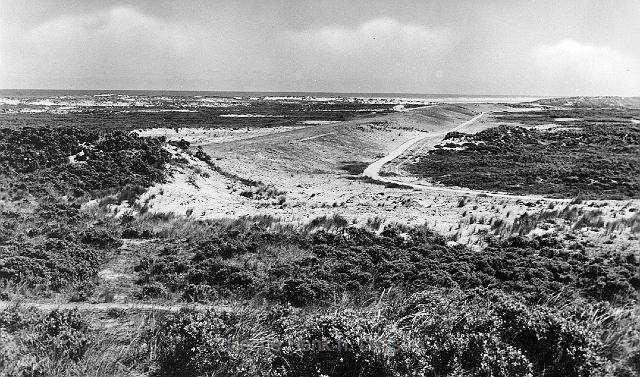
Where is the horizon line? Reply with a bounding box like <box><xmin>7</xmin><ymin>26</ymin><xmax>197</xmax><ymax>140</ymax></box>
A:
<box><xmin>1</xmin><ymin>88</ymin><xmax>636</xmax><ymax>98</ymax></box>
<box><xmin>0</xmin><ymin>88</ymin><xmax>550</xmax><ymax>97</ymax></box>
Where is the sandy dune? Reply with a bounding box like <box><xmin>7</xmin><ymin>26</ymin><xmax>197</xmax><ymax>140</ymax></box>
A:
<box><xmin>134</xmin><ymin>104</ymin><xmax>639</xmax><ymax>249</ymax></box>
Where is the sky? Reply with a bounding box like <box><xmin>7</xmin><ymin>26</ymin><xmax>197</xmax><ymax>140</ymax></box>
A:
<box><xmin>1</xmin><ymin>0</ymin><xmax>639</xmax><ymax>95</ymax></box>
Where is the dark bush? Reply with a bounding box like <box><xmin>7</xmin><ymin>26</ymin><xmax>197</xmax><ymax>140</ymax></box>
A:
<box><xmin>135</xmin><ymin>222</ymin><xmax>640</xmax><ymax>306</ymax></box>
<box><xmin>37</xmin><ymin>309</ymin><xmax>90</xmax><ymax>362</ymax></box>
<box><xmin>0</xmin><ymin>127</ymin><xmax>169</xmax><ymax>291</ymax></box>
<box><xmin>409</xmin><ymin>114</ymin><xmax>640</xmax><ymax>199</ymax></box>
<box><xmin>148</xmin><ymin>289</ymin><xmax>610</xmax><ymax>377</ymax></box>
<box><xmin>395</xmin><ymin>289</ymin><xmax>603</xmax><ymax>377</ymax></box>
<box><xmin>0</xmin><ymin>307</ymin><xmax>90</xmax><ymax>374</ymax></box>
<box><xmin>150</xmin><ymin>309</ymin><xmax>265</xmax><ymax>377</ymax></box>
<box><xmin>274</xmin><ymin>312</ymin><xmax>392</xmax><ymax>377</ymax></box>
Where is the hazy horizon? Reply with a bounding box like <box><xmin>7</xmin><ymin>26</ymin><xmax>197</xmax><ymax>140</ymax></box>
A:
<box><xmin>0</xmin><ymin>88</ymin><xmax>546</xmax><ymax>97</ymax></box>
<box><xmin>1</xmin><ymin>0</ymin><xmax>639</xmax><ymax>96</ymax></box>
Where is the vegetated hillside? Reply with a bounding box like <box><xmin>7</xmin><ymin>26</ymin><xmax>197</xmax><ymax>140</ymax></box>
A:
<box><xmin>133</xmin><ymin>216</ymin><xmax>640</xmax><ymax>305</ymax></box>
<box><xmin>0</xmin><ymin>127</ymin><xmax>170</xmax><ymax>294</ymax></box>
<box><xmin>534</xmin><ymin>96</ymin><xmax>640</xmax><ymax>109</ymax></box>
<box><xmin>2</xmin><ymin>125</ymin><xmax>640</xmax><ymax>376</ymax></box>
<box><xmin>5</xmin><ymin>286</ymin><xmax>638</xmax><ymax>377</ymax></box>
<box><xmin>4</xmin><ymin>214</ymin><xmax>636</xmax><ymax>377</ymax></box>
<box><xmin>408</xmin><ymin>117</ymin><xmax>640</xmax><ymax>199</ymax></box>
<box><xmin>0</xmin><ymin>127</ymin><xmax>169</xmax><ymax>197</ymax></box>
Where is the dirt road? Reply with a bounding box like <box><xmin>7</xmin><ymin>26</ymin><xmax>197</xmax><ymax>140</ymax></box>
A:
<box><xmin>363</xmin><ymin>112</ymin><xmax>485</xmax><ymax>181</ymax></box>
<box><xmin>362</xmin><ymin>113</ymin><xmax>571</xmax><ymax>202</ymax></box>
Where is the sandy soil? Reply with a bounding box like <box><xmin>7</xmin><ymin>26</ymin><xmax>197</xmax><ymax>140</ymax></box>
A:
<box><xmin>134</xmin><ymin>126</ymin><xmax>304</xmax><ymax>146</ymax></box>
<box><xmin>131</xmin><ymin>104</ymin><xmax>640</xmax><ymax>249</ymax></box>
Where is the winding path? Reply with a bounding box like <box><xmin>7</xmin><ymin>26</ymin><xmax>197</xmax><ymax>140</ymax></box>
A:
<box><xmin>362</xmin><ymin>113</ymin><xmax>570</xmax><ymax>202</ymax></box>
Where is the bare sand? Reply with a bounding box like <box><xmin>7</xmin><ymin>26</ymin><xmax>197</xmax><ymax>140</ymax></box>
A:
<box><xmin>134</xmin><ymin>126</ymin><xmax>304</xmax><ymax>146</ymax></box>
<box><xmin>127</xmin><ymin>104</ymin><xmax>640</xmax><ymax>250</ymax></box>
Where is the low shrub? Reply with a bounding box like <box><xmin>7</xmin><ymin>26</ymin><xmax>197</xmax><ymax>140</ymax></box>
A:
<box><xmin>409</xmin><ymin>114</ymin><xmax>640</xmax><ymax>199</ymax></box>
<box><xmin>135</xmin><ymin>222</ymin><xmax>640</xmax><ymax>306</ymax></box>
<box><xmin>149</xmin><ymin>309</ymin><xmax>274</xmax><ymax>377</ymax></box>
<box><xmin>0</xmin><ymin>126</ymin><xmax>170</xmax><ymax>292</ymax></box>
<box><xmin>397</xmin><ymin>289</ymin><xmax>603</xmax><ymax>377</ymax></box>
<box><xmin>147</xmin><ymin>289</ymin><xmax>620</xmax><ymax>377</ymax></box>
<box><xmin>0</xmin><ymin>307</ymin><xmax>90</xmax><ymax>375</ymax></box>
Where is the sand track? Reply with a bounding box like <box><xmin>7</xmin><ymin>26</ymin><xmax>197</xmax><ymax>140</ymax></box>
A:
<box><xmin>129</xmin><ymin>103</ymin><xmax>639</xmax><ymax>249</ymax></box>
<box><xmin>364</xmin><ymin>113</ymin><xmax>485</xmax><ymax>180</ymax></box>
<box><xmin>363</xmin><ymin>113</ymin><xmax>571</xmax><ymax>202</ymax></box>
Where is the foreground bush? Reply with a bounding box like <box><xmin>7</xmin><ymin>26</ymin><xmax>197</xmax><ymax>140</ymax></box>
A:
<box><xmin>0</xmin><ymin>291</ymin><xmax>635</xmax><ymax>377</ymax></box>
<box><xmin>396</xmin><ymin>289</ymin><xmax>603</xmax><ymax>377</ymax></box>
<box><xmin>0</xmin><ymin>307</ymin><xmax>89</xmax><ymax>376</ymax></box>
<box><xmin>147</xmin><ymin>289</ymin><xmax>627</xmax><ymax>377</ymax></box>
<box><xmin>149</xmin><ymin>309</ymin><xmax>275</xmax><ymax>377</ymax></box>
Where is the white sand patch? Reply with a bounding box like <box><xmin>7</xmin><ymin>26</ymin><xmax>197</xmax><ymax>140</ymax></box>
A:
<box><xmin>140</xmin><ymin>171</ymin><xmax>239</xmax><ymax>218</ymax></box>
<box><xmin>197</xmin><ymin>98</ymin><xmax>237</xmax><ymax>107</ymax></box>
<box><xmin>435</xmin><ymin>137</ymin><xmax>484</xmax><ymax>151</ymax></box>
<box><xmin>550</xmin><ymin>126</ymin><xmax>583</xmax><ymax>132</ymax></box>
<box><xmin>219</xmin><ymin>113</ymin><xmax>284</xmax><ymax>118</ymax></box>
<box><xmin>301</xmin><ymin>120</ymin><xmax>341</xmax><ymax>125</ymax></box>
<box><xmin>68</xmin><ymin>150</ymin><xmax>85</xmax><ymax>164</ymax></box>
<box><xmin>555</xmin><ymin>117</ymin><xmax>579</xmax><ymax>122</ymax></box>
<box><xmin>124</xmin><ymin>109</ymin><xmax>197</xmax><ymax>113</ymax></box>
<box><xmin>19</xmin><ymin>108</ymin><xmax>48</xmax><ymax>113</ymax></box>
<box><xmin>505</xmin><ymin>107</ymin><xmax>543</xmax><ymax>112</ymax></box>
<box><xmin>0</xmin><ymin>98</ymin><xmax>19</xmax><ymax>105</ymax></box>
<box><xmin>98</xmin><ymin>268</ymin><xmax>128</xmax><ymax>281</ymax></box>
<box><xmin>529</xmin><ymin>124</ymin><xmax>557</xmax><ymax>130</ymax></box>
<box><xmin>30</xmin><ymin>99</ymin><xmax>56</xmax><ymax>106</ymax></box>
<box><xmin>263</xmin><ymin>96</ymin><xmax>304</xmax><ymax>101</ymax></box>
<box><xmin>528</xmin><ymin>124</ymin><xmax>582</xmax><ymax>132</ymax></box>
<box><xmin>137</xmin><ymin>148</ymin><xmax>245</xmax><ymax>218</ymax></box>
<box><xmin>134</xmin><ymin>126</ymin><xmax>304</xmax><ymax>146</ymax></box>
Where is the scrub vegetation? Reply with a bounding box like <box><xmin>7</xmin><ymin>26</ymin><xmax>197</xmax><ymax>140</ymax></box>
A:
<box><xmin>1</xmin><ymin>104</ymin><xmax>640</xmax><ymax>376</ymax></box>
<box><xmin>133</xmin><ymin>218</ymin><xmax>640</xmax><ymax>305</ymax></box>
<box><xmin>409</xmin><ymin>109</ymin><xmax>640</xmax><ymax>199</ymax></box>
<box><xmin>0</xmin><ymin>127</ymin><xmax>170</xmax><ymax>294</ymax></box>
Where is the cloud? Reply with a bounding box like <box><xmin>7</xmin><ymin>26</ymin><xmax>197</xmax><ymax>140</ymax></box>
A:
<box><xmin>24</xmin><ymin>7</ymin><xmax>202</xmax><ymax>73</ymax></box>
<box><xmin>3</xmin><ymin>5</ymin><xmax>637</xmax><ymax>94</ymax></box>
<box><xmin>2</xmin><ymin>13</ymin><xmax>452</xmax><ymax>91</ymax></box>
<box><xmin>2</xmin><ymin>6</ymin><xmax>237</xmax><ymax>88</ymax></box>
<box><xmin>531</xmin><ymin>39</ymin><xmax>640</xmax><ymax>96</ymax></box>
<box><xmin>28</xmin><ymin>6</ymin><xmax>190</xmax><ymax>49</ymax></box>
<box><xmin>285</xmin><ymin>18</ymin><xmax>452</xmax><ymax>91</ymax></box>
<box><xmin>291</xmin><ymin>18</ymin><xmax>446</xmax><ymax>56</ymax></box>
